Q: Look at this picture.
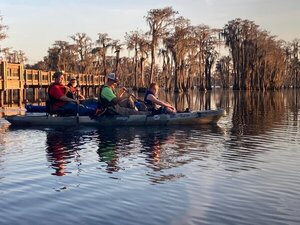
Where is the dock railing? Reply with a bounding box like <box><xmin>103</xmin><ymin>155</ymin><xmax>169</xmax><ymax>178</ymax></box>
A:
<box><xmin>0</xmin><ymin>61</ymin><xmax>105</xmax><ymax>107</ymax></box>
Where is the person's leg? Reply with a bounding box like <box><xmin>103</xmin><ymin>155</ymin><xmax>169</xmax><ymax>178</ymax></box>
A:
<box><xmin>78</xmin><ymin>104</ymin><xmax>96</xmax><ymax>116</ymax></box>
<box><xmin>114</xmin><ymin>105</ymin><xmax>149</xmax><ymax>115</ymax></box>
<box><xmin>165</xmin><ymin>107</ymin><xmax>176</xmax><ymax>114</ymax></box>
<box><xmin>62</xmin><ymin>102</ymin><xmax>95</xmax><ymax>116</ymax></box>
<box><xmin>135</xmin><ymin>101</ymin><xmax>148</xmax><ymax>111</ymax></box>
<box><xmin>59</xmin><ymin>102</ymin><xmax>77</xmax><ymax>115</ymax></box>
<box><xmin>118</xmin><ymin>98</ymin><xmax>128</xmax><ymax>108</ymax></box>
<box><xmin>151</xmin><ymin>107</ymin><xmax>175</xmax><ymax>115</ymax></box>
<box><xmin>118</xmin><ymin>97</ymin><xmax>137</xmax><ymax>110</ymax></box>
<box><xmin>127</xmin><ymin>96</ymin><xmax>137</xmax><ymax>109</ymax></box>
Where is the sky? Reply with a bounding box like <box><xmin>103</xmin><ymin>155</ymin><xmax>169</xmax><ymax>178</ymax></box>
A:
<box><xmin>0</xmin><ymin>0</ymin><xmax>299</xmax><ymax>64</ymax></box>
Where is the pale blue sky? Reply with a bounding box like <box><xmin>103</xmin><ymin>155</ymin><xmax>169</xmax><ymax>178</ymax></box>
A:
<box><xmin>1</xmin><ymin>0</ymin><xmax>299</xmax><ymax>64</ymax></box>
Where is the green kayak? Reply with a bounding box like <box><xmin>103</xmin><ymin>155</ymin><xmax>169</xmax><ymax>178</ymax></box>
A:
<box><xmin>5</xmin><ymin>109</ymin><xmax>225</xmax><ymax>127</ymax></box>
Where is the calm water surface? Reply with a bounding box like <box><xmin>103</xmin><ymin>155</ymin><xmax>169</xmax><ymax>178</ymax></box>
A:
<box><xmin>0</xmin><ymin>90</ymin><xmax>299</xmax><ymax>225</ymax></box>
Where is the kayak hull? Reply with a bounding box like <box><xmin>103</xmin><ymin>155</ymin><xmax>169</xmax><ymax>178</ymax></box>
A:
<box><xmin>5</xmin><ymin>109</ymin><xmax>225</xmax><ymax>127</ymax></box>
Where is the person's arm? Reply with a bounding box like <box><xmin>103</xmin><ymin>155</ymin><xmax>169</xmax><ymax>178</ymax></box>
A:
<box><xmin>116</xmin><ymin>87</ymin><xmax>127</xmax><ymax>98</ymax></box>
<box><xmin>77</xmin><ymin>91</ymin><xmax>85</xmax><ymax>100</ymax></box>
<box><xmin>78</xmin><ymin>93</ymin><xmax>85</xmax><ymax>100</ymax></box>
<box><xmin>50</xmin><ymin>85</ymin><xmax>79</xmax><ymax>104</ymax></box>
<box><xmin>147</xmin><ymin>94</ymin><xmax>175</xmax><ymax>110</ymax></box>
<box><xmin>111</xmin><ymin>87</ymin><xmax>128</xmax><ymax>104</ymax></box>
<box><xmin>75</xmin><ymin>87</ymin><xmax>85</xmax><ymax>100</ymax></box>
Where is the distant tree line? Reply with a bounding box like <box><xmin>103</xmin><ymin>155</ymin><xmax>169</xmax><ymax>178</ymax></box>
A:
<box><xmin>0</xmin><ymin>8</ymin><xmax>299</xmax><ymax>91</ymax></box>
<box><xmin>219</xmin><ymin>19</ymin><xmax>300</xmax><ymax>90</ymax></box>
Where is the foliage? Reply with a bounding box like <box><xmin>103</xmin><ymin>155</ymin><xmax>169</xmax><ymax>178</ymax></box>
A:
<box><xmin>1</xmin><ymin>8</ymin><xmax>298</xmax><ymax>91</ymax></box>
<box><xmin>0</xmin><ymin>14</ymin><xmax>8</xmax><ymax>41</ymax></box>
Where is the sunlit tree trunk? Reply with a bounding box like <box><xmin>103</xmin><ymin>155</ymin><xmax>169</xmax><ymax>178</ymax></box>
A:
<box><xmin>146</xmin><ymin>7</ymin><xmax>178</xmax><ymax>85</ymax></box>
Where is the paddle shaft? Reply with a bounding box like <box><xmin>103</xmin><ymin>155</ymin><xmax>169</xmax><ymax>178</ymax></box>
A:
<box><xmin>129</xmin><ymin>93</ymin><xmax>143</xmax><ymax>102</ymax></box>
<box><xmin>76</xmin><ymin>77</ymin><xmax>80</xmax><ymax>124</ymax></box>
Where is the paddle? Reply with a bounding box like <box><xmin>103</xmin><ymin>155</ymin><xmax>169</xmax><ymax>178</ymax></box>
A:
<box><xmin>119</xmin><ymin>83</ymin><xmax>143</xmax><ymax>102</ymax></box>
<box><xmin>76</xmin><ymin>76</ymin><xmax>80</xmax><ymax>124</ymax></box>
<box><xmin>76</xmin><ymin>101</ymin><xmax>79</xmax><ymax>124</ymax></box>
<box><xmin>127</xmin><ymin>92</ymin><xmax>148</xmax><ymax>111</ymax></box>
<box><xmin>117</xmin><ymin>84</ymin><xmax>146</xmax><ymax>111</ymax></box>
<box><xmin>128</xmin><ymin>92</ymin><xmax>143</xmax><ymax>102</ymax></box>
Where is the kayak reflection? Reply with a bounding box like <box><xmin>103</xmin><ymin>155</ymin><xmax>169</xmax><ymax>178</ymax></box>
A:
<box><xmin>96</xmin><ymin>125</ymin><xmax>224</xmax><ymax>183</ymax></box>
<box><xmin>44</xmin><ymin>124</ymin><xmax>225</xmax><ymax>181</ymax></box>
<box><xmin>97</xmin><ymin>131</ymin><xmax>120</xmax><ymax>174</ymax></box>
<box><xmin>45</xmin><ymin>129</ymin><xmax>82</xmax><ymax>176</ymax></box>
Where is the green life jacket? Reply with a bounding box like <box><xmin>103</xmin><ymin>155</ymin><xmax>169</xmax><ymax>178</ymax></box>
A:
<box><xmin>99</xmin><ymin>85</ymin><xmax>116</xmax><ymax>109</ymax></box>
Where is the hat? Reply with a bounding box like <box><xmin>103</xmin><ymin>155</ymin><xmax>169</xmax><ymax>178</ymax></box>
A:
<box><xmin>53</xmin><ymin>71</ymin><xmax>64</xmax><ymax>79</ymax></box>
<box><xmin>107</xmin><ymin>73</ymin><xmax>119</xmax><ymax>83</ymax></box>
<box><xmin>69</xmin><ymin>76</ymin><xmax>76</xmax><ymax>81</ymax></box>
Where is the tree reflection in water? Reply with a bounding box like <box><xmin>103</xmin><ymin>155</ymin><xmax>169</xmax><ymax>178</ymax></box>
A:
<box><xmin>161</xmin><ymin>89</ymin><xmax>299</xmax><ymax>173</ymax></box>
<box><xmin>220</xmin><ymin>90</ymin><xmax>299</xmax><ymax>172</ymax></box>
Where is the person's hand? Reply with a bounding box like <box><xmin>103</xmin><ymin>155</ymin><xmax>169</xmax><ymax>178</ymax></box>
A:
<box><xmin>166</xmin><ymin>103</ymin><xmax>173</xmax><ymax>109</ymax></box>
<box><xmin>122</xmin><ymin>87</ymin><xmax>128</xmax><ymax>93</ymax></box>
<box><xmin>167</xmin><ymin>105</ymin><xmax>176</xmax><ymax>112</ymax></box>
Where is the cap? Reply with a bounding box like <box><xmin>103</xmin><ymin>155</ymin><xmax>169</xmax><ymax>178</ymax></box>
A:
<box><xmin>107</xmin><ymin>73</ymin><xmax>119</xmax><ymax>83</ymax></box>
<box><xmin>69</xmin><ymin>76</ymin><xmax>76</xmax><ymax>81</ymax></box>
<box><xmin>53</xmin><ymin>71</ymin><xmax>64</xmax><ymax>79</ymax></box>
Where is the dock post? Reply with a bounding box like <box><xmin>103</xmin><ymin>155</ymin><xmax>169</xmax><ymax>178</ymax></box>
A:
<box><xmin>0</xmin><ymin>91</ymin><xmax>3</xmax><ymax>107</ymax></box>
<box><xmin>19</xmin><ymin>63</ymin><xmax>24</xmax><ymax>106</ymax></box>
<box><xmin>33</xmin><ymin>88</ymin><xmax>36</xmax><ymax>101</ymax></box>
<box><xmin>10</xmin><ymin>89</ymin><xmax>14</xmax><ymax>106</ymax></box>
<box><xmin>23</xmin><ymin>87</ymin><xmax>27</xmax><ymax>104</ymax></box>
<box><xmin>18</xmin><ymin>89</ymin><xmax>23</xmax><ymax>107</ymax></box>
<box><xmin>5</xmin><ymin>90</ymin><xmax>9</xmax><ymax>106</ymax></box>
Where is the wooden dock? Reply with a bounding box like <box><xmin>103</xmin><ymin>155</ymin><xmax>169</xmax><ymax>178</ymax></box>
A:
<box><xmin>0</xmin><ymin>61</ymin><xmax>105</xmax><ymax>108</ymax></box>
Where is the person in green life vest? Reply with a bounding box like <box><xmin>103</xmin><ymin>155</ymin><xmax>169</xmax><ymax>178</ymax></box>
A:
<box><xmin>99</xmin><ymin>73</ymin><xmax>149</xmax><ymax>115</ymax></box>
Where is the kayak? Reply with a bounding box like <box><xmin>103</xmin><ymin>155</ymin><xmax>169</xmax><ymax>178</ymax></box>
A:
<box><xmin>5</xmin><ymin>109</ymin><xmax>225</xmax><ymax>127</ymax></box>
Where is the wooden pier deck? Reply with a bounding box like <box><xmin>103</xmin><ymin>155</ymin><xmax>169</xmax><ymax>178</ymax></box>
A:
<box><xmin>0</xmin><ymin>61</ymin><xmax>105</xmax><ymax>108</ymax></box>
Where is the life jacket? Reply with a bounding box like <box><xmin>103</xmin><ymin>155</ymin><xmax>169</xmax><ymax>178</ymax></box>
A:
<box><xmin>98</xmin><ymin>85</ymin><xmax>116</xmax><ymax>109</ymax></box>
<box><xmin>47</xmin><ymin>83</ymin><xmax>67</xmax><ymax>113</ymax></box>
<box><xmin>144</xmin><ymin>89</ymin><xmax>156</xmax><ymax>111</ymax></box>
<box><xmin>48</xmin><ymin>83</ymin><xmax>66</xmax><ymax>103</ymax></box>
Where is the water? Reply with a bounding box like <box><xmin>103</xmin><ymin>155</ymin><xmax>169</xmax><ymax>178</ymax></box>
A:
<box><xmin>0</xmin><ymin>90</ymin><xmax>299</xmax><ymax>225</ymax></box>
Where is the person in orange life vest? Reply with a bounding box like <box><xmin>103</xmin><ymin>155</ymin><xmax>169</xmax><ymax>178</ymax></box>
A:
<box><xmin>67</xmin><ymin>77</ymin><xmax>85</xmax><ymax>101</ymax></box>
<box><xmin>48</xmin><ymin>71</ymin><xmax>95</xmax><ymax>116</ymax></box>
<box><xmin>144</xmin><ymin>83</ymin><xmax>176</xmax><ymax>114</ymax></box>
